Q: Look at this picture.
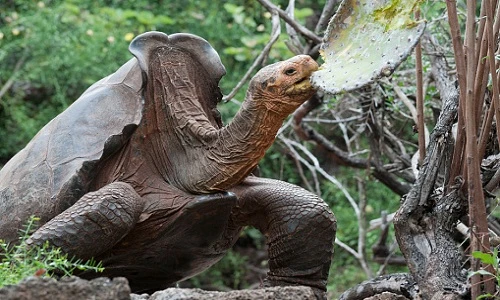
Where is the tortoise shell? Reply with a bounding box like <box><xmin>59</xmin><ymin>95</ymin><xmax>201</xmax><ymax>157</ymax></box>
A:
<box><xmin>0</xmin><ymin>31</ymin><xmax>226</xmax><ymax>243</ymax></box>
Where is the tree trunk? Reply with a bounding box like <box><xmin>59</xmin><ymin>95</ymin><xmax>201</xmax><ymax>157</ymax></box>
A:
<box><xmin>393</xmin><ymin>34</ymin><xmax>469</xmax><ymax>299</ymax></box>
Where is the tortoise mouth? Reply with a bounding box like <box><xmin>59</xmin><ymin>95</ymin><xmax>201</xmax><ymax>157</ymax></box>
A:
<box><xmin>286</xmin><ymin>75</ymin><xmax>315</xmax><ymax>95</ymax></box>
<box><xmin>292</xmin><ymin>61</ymin><xmax>318</xmax><ymax>90</ymax></box>
<box><xmin>296</xmin><ymin>76</ymin><xmax>311</xmax><ymax>86</ymax></box>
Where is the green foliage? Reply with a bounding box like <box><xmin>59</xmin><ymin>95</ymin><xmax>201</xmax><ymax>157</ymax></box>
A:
<box><xmin>258</xmin><ymin>143</ymin><xmax>303</xmax><ymax>185</ymax></box>
<box><xmin>327</xmin><ymin>257</ymin><xmax>368</xmax><ymax>299</ymax></box>
<box><xmin>0</xmin><ymin>0</ymin><xmax>278</xmax><ymax>163</ymax></box>
<box><xmin>222</xmin><ymin>4</ymin><xmax>310</xmax><ymax>64</ymax></box>
<box><xmin>469</xmin><ymin>249</ymin><xmax>500</xmax><ymax>299</ymax></box>
<box><xmin>186</xmin><ymin>249</ymin><xmax>249</xmax><ymax>290</ymax></box>
<box><xmin>0</xmin><ymin>2</ymin><xmax>135</xmax><ymax>160</ymax></box>
<box><xmin>0</xmin><ymin>216</ymin><xmax>104</xmax><ymax>288</ymax></box>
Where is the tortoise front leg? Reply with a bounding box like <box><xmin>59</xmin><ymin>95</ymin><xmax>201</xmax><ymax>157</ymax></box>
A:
<box><xmin>229</xmin><ymin>177</ymin><xmax>336</xmax><ymax>298</ymax></box>
<box><xmin>26</xmin><ymin>182</ymin><xmax>143</xmax><ymax>260</ymax></box>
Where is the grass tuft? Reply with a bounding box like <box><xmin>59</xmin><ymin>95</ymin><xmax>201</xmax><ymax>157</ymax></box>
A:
<box><xmin>0</xmin><ymin>216</ymin><xmax>104</xmax><ymax>288</ymax></box>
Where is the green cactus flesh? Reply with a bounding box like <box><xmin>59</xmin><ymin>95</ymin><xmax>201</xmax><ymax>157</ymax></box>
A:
<box><xmin>310</xmin><ymin>0</ymin><xmax>425</xmax><ymax>95</ymax></box>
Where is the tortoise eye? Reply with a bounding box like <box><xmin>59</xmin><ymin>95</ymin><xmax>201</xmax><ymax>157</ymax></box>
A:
<box><xmin>284</xmin><ymin>68</ymin><xmax>297</xmax><ymax>76</ymax></box>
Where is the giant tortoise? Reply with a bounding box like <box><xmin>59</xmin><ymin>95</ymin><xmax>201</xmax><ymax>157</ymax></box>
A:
<box><xmin>0</xmin><ymin>31</ymin><xmax>336</xmax><ymax>297</ymax></box>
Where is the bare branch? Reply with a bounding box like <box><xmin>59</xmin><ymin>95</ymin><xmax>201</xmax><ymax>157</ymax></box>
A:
<box><xmin>0</xmin><ymin>55</ymin><xmax>26</xmax><ymax>103</ymax></box>
<box><xmin>446</xmin><ymin>0</ymin><xmax>468</xmax><ymax>189</ymax></box>
<box><xmin>257</xmin><ymin>0</ymin><xmax>322</xmax><ymax>44</ymax></box>
<box><xmin>293</xmin><ymin>94</ymin><xmax>413</xmax><ymax>195</ymax></box>
<box><xmin>415</xmin><ymin>7</ymin><xmax>426</xmax><ymax>163</ymax></box>
<box><xmin>222</xmin><ymin>10</ymin><xmax>281</xmax><ymax>102</ymax></box>
<box><xmin>369</xmin><ymin>212</ymin><xmax>396</xmax><ymax>231</ymax></box>
<box><xmin>279</xmin><ymin>136</ymin><xmax>361</xmax><ymax>216</ymax></box>
<box><xmin>381</xmin><ymin>79</ymin><xmax>430</xmax><ymax>146</ymax></box>
<box><xmin>280</xmin><ymin>138</ymin><xmax>321</xmax><ymax>194</ymax></box>
<box><xmin>315</xmin><ymin>0</ymin><xmax>340</xmax><ymax>34</ymax></box>
<box><xmin>486</xmin><ymin>0</ymin><xmax>500</xmax><ymax>150</ymax></box>
<box><xmin>335</xmin><ymin>237</ymin><xmax>360</xmax><ymax>259</ymax></box>
<box><xmin>356</xmin><ymin>175</ymin><xmax>374</xmax><ymax>277</ymax></box>
<box><xmin>284</xmin><ymin>0</ymin><xmax>305</xmax><ymax>54</ymax></box>
<box><xmin>464</xmin><ymin>0</ymin><xmax>493</xmax><ymax>295</ymax></box>
<box><xmin>302</xmin><ymin>115</ymin><xmax>364</xmax><ymax>124</ymax></box>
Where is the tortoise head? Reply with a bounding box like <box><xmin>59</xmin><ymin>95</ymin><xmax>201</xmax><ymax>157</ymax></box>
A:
<box><xmin>248</xmin><ymin>55</ymin><xmax>319</xmax><ymax>115</ymax></box>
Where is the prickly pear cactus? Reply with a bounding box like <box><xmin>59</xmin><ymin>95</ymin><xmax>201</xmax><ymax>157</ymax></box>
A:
<box><xmin>311</xmin><ymin>0</ymin><xmax>425</xmax><ymax>94</ymax></box>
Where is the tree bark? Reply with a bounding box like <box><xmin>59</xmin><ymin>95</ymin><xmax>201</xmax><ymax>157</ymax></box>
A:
<box><xmin>393</xmin><ymin>35</ymin><xmax>469</xmax><ymax>299</ymax></box>
<box><xmin>339</xmin><ymin>273</ymin><xmax>418</xmax><ymax>300</ymax></box>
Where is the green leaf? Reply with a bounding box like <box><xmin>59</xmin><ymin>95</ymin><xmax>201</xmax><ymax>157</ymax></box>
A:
<box><xmin>223</xmin><ymin>3</ymin><xmax>244</xmax><ymax>15</ymax></box>
<box><xmin>476</xmin><ymin>293</ymin><xmax>495</xmax><ymax>300</ymax></box>
<box><xmin>468</xmin><ymin>269</ymin><xmax>495</xmax><ymax>279</ymax></box>
<box><xmin>472</xmin><ymin>250</ymin><xmax>496</xmax><ymax>265</ymax></box>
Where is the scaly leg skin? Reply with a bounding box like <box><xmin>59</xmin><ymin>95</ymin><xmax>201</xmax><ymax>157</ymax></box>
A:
<box><xmin>229</xmin><ymin>177</ymin><xmax>336</xmax><ymax>299</ymax></box>
<box><xmin>26</xmin><ymin>182</ymin><xmax>144</xmax><ymax>260</ymax></box>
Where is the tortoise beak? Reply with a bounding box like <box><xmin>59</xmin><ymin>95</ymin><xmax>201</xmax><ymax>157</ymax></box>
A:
<box><xmin>296</xmin><ymin>55</ymin><xmax>319</xmax><ymax>78</ymax></box>
<box><xmin>287</xmin><ymin>55</ymin><xmax>319</xmax><ymax>94</ymax></box>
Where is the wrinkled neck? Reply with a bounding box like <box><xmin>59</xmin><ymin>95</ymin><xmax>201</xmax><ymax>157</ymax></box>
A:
<box><xmin>196</xmin><ymin>92</ymin><xmax>289</xmax><ymax>189</ymax></box>
<box><xmin>222</xmin><ymin>92</ymin><xmax>286</xmax><ymax>152</ymax></box>
<box><xmin>126</xmin><ymin>86</ymin><xmax>292</xmax><ymax>194</ymax></box>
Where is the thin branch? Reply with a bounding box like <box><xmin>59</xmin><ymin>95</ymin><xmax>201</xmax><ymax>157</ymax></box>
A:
<box><xmin>446</xmin><ymin>0</ymin><xmax>468</xmax><ymax>189</ymax></box>
<box><xmin>356</xmin><ymin>175</ymin><xmax>374</xmax><ymax>277</ymax></box>
<box><xmin>471</xmin><ymin>0</ymin><xmax>490</xmax><ymax>127</ymax></box>
<box><xmin>382</xmin><ymin>79</ymin><xmax>430</xmax><ymax>147</ymax></box>
<box><xmin>415</xmin><ymin>8</ymin><xmax>426</xmax><ymax>163</ymax></box>
<box><xmin>279</xmin><ymin>136</ymin><xmax>361</xmax><ymax>216</ymax></box>
<box><xmin>486</xmin><ymin>0</ymin><xmax>500</xmax><ymax>149</ymax></box>
<box><xmin>478</xmin><ymin>95</ymin><xmax>495</xmax><ymax>158</ymax></box>
<box><xmin>222</xmin><ymin>10</ymin><xmax>281</xmax><ymax>102</ymax></box>
<box><xmin>281</xmin><ymin>138</ymin><xmax>322</xmax><ymax>195</ymax></box>
<box><xmin>302</xmin><ymin>115</ymin><xmax>364</xmax><ymax>124</ymax></box>
<box><xmin>335</xmin><ymin>237</ymin><xmax>360</xmax><ymax>259</ymax></box>
<box><xmin>314</xmin><ymin>0</ymin><xmax>340</xmax><ymax>34</ymax></box>
<box><xmin>0</xmin><ymin>55</ymin><xmax>26</xmax><ymax>103</ymax></box>
<box><xmin>257</xmin><ymin>0</ymin><xmax>322</xmax><ymax>44</ymax></box>
<box><xmin>369</xmin><ymin>212</ymin><xmax>396</xmax><ymax>231</ymax></box>
<box><xmin>293</xmin><ymin>95</ymin><xmax>412</xmax><ymax>195</ymax></box>
<box><xmin>464</xmin><ymin>0</ymin><xmax>494</xmax><ymax>296</ymax></box>
<box><xmin>284</xmin><ymin>0</ymin><xmax>304</xmax><ymax>55</ymax></box>
<box><xmin>472</xmin><ymin>17</ymin><xmax>490</xmax><ymax>131</ymax></box>
<box><xmin>383</xmin><ymin>127</ymin><xmax>410</xmax><ymax>160</ymax></box>
<box><xmin>288</xmin><ymin>148</ymin><xmax>317</xmax><ymax>193</ymax></box>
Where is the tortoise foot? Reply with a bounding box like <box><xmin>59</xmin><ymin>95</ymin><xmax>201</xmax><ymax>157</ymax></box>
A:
<box><xmin>26</xmin><ymin>182</ymin><xmax>143</xmax><ymax>260</ymax></box>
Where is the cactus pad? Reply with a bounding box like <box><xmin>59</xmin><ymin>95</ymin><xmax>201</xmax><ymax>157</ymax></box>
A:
<box><xmin>310</xmin><ymin>0</ymin><xmax>425</xmax><ymax>94</ymax></box>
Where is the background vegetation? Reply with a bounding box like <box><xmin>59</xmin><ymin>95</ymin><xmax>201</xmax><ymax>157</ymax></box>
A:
<box><xmin>1</xmin><ymin>0</ymin><xmax>497</xmax><ymax>299</ymax></box>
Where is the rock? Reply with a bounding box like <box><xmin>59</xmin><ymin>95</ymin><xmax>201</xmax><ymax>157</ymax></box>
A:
<box><xmin>0</xmin><ymin>276</ymin><xmax>130</xmax><ymax>300</ymax></box>
<box><xmin>131</xmin><ymin>286</ymin><xmax>317</xmax><ymax>300</ymax></box>
<box><xmin>0</xmin><ymin>276</ymin><xmax>317</xmax><ymax>300</ymax></box>
<box><xmin>364</xmin><ymin>292</ymin><xmax>410</xmax><ymax>300</ymax></box>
